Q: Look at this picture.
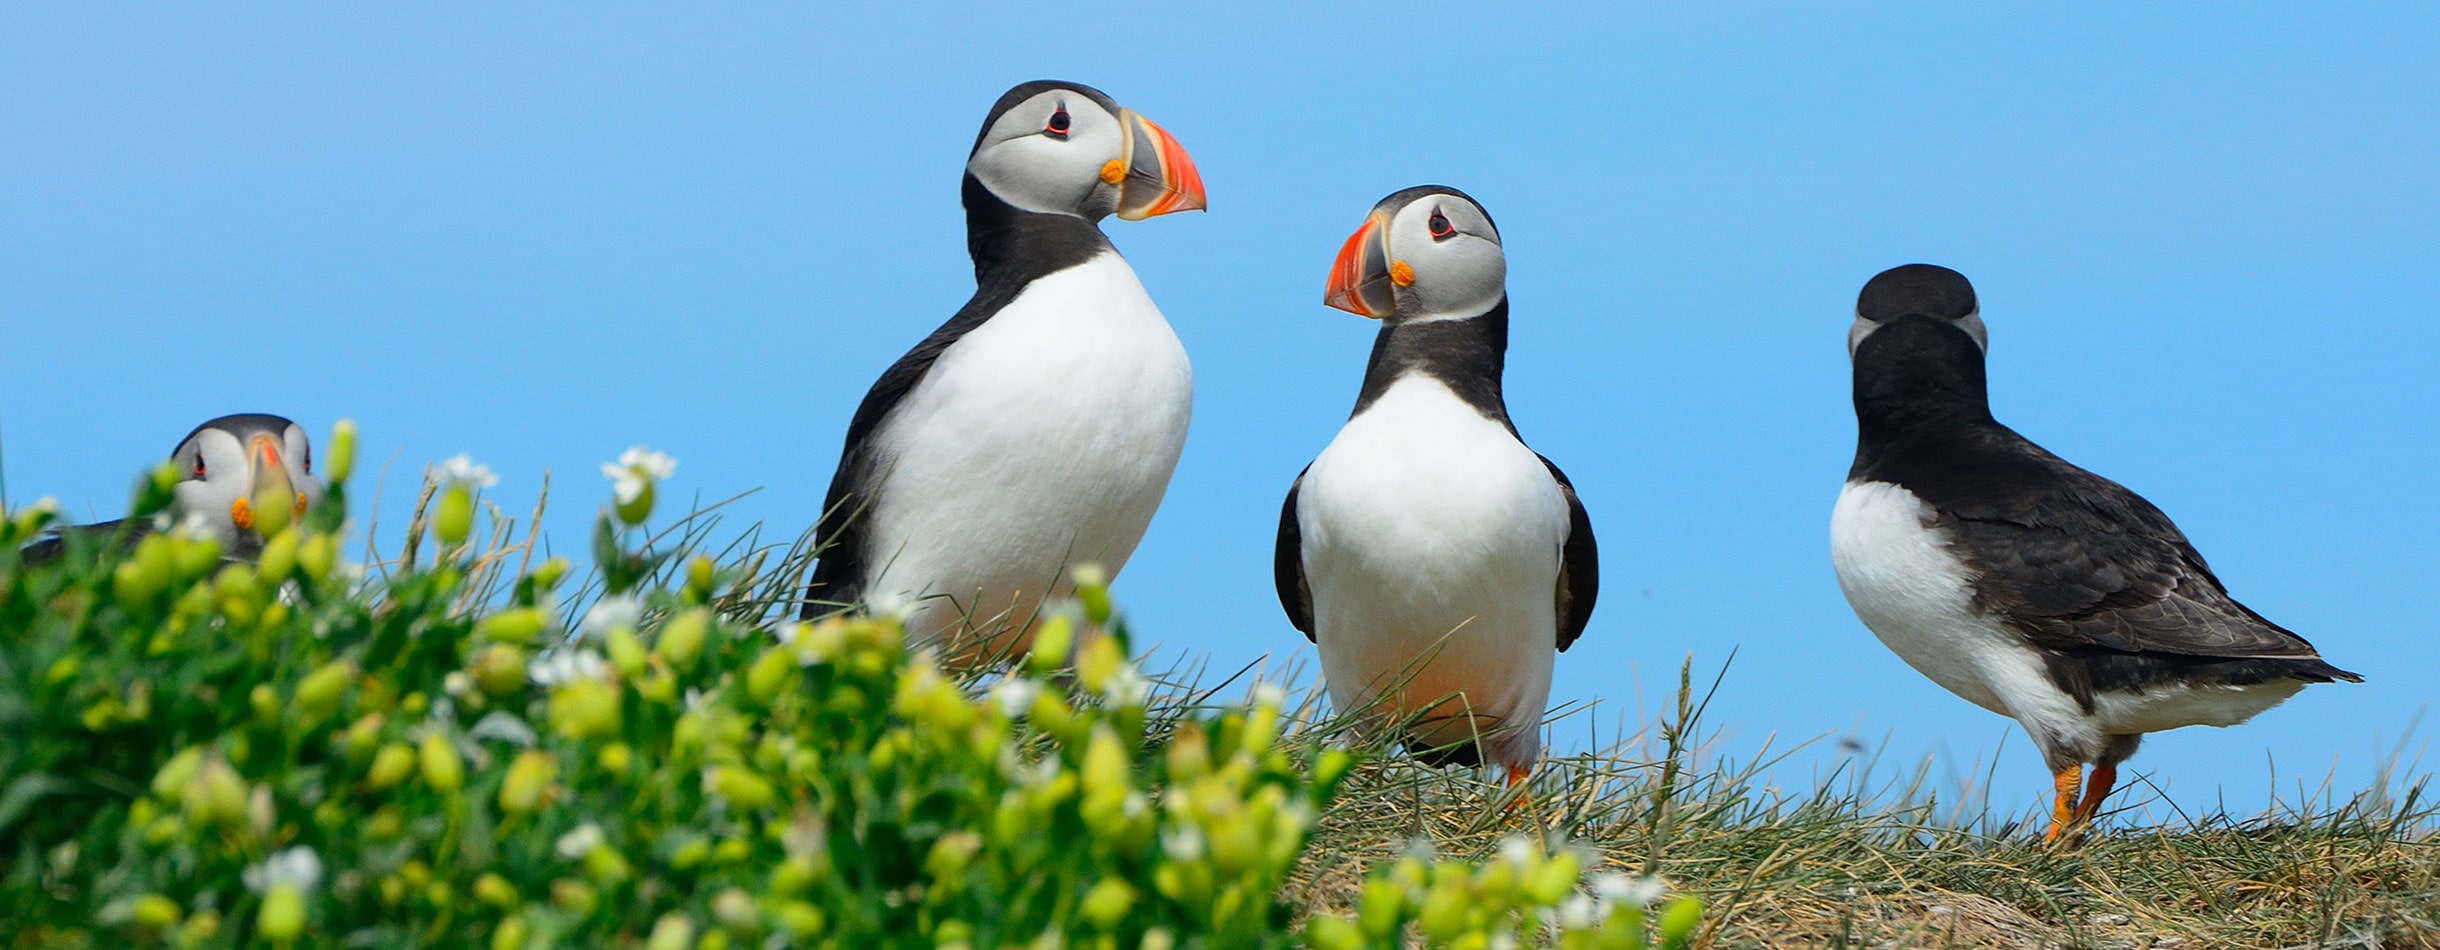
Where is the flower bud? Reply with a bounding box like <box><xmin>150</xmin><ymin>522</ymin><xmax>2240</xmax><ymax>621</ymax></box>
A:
<box><xmin>776</xmin><ymin>902</ymin><xmax>825</xmax><ymax>938</ymax></box>
<box><xmin>478</xmin><ymin>608</ymin><xmax>547</xmax><ymax>645</ymax></box>
<box><xmin>172</xmin><ymin>532</ymin><xmax>224</xmax><ymax>583</ymax></box>
<box><xmin>257</xmin><ymin>529</ymin><xmax>300</xmax><ymax>584</ymax></box>
<box><xmin>1071</xmin><ymin>563</ymin><xmax>1112</xmax><ymax>626</ymax></box>
<box><xmin>657</xmin><ymin>608</ymin><xmax>710</xmax><ymax>671</ymax></box>
<box><xmin>1304</xmin><ymin>917</ymin><xmax>1363</xmax><ymax>950</ymax></box>
<box><xmin>706</xmin><ymin>766</ymin><xmax>776</xmax><ymax>812</ymax></box>
<box><xmin>295</xmin><ymin>660</ymin><xmax>355</xmax><ymax>728</ymax></box>
<box><xmin>1074</xmin><ymin>634</ymin><xmax>1121</xmax><ymax>695</ymax></box>
<box><xmin>131</xmin><ymin>893</ymin><xmax>183</xmax><ymax>930</ymax></box>
<box><xmin>607</xmin><ymin>626</ymin><xmax>648</xmax><ymax>678</ymax></box>
<box><xmin>498</xmin><ymin>750</ymin><xmax>558</xmax><ymax>814</ymax></box>
<box><xmin>597</xmin><ymin>742</ymin><xmax>634</xmax><ymax>774</ymax></box>
<box><xmin>532</xmin><ymin>556</ymin><xmax>570</xmax><ymax>592</ymax></box>
<box><xmin>745</xmin><ymin>647</ymin><xmax>794</xmax><ymax>706</ymax></box>
<box><xmin>1524</xmin><ymin>849</ymin><xmax>1580</xmax><ymax>906</ymax></box>
<box><xmin>548</xmin><ymin>680</ymin><xmax>621</xmax><ymax>741</ymax></box>
<box><xmin>551</xmin><ymin>879</ymin><xmax>598</xmax><ymax>915</ymax></box>
<box><xmin>648</xmin><ymin>914</ymin><xmax>695</xmax><ymax>950</ymax></box>
<box><xmin>473</xmin><ymin>873</ymin><xmax>518</xmax><ymax>909</ymax></box>
<box><xmin>182</xmin><ymin>758</ymin><xmax>248</xmax><ymax>828</ymax></box>
<box><xmin>472</xmin><ymin>645</ymin><xmax>528</xmax><ymax>695</ymax></box>
<box><xmin>615</xmin><ymin>479</ymin><xmax>655</xmax><ymax>526</ymax></box>
<box><xmin>364</xmin><ymin>743</ymin><xmax>415</xmax><ymax>791</ymax></box>
<box><xmin>152</xmin><ymin>746</ymin><xmax>204</xmax><ymax>800</ymax></box>
<box><xmin>1657</xmin><ymin>897</ymin><xmax>1703</xmax><ymax>942</ymax></box>
<box><xmin>297</xmin><ymin>532</ymin><xmax>338</xmax><ymax>583</ymax></box>
<box><xmin>489</xmin><ymin>915</ymin><xmax>529</xmax><ymax>950</ymax></box>
<box><xmin>711</xmin><ymin>888</ymin><xmax>758</xmax><ymax>933</ymax></box>
<box><xmin>1357</xmin><ymin>877</ymin><xmax>1405</xmax><ymax>938</ymax></box>
<box><xmin>258</xmin><ymin>882</ymin><xmax>305</xmax><ymax>941</ymax></box>
<box><xmin>686</xmin><ymin>556</ymin><xmax>716</xmax><ymax>602</ymax></box>
<box><xmin>1079</xmin><ymin>878</ymin><xmax>1136</xmax><ymax>931</ymax></box>
<box><xmin>1027</xmin><ymin>613</ymin><xmax>1074</xmax><ymax>674</ymax></box>
<box><xmin>215</xmin><ymin>564</ymin><xmax>263</xmax><ymax>626</ymax></box>
<box><xmin>436</xmin><ymin>485</ymin><xmax>475</xmax><ymax>548</ymax></box>
<box><xmin>418</xmin><ymin>733</ymin><xmax>463</xmax><ymax>794</ymax></box>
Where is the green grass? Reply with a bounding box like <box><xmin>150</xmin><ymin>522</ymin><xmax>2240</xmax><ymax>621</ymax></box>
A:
<box><xmin>4</xmin><ymin>437</ymin><xmax>2432</xmax><ymax>948</ymax></box>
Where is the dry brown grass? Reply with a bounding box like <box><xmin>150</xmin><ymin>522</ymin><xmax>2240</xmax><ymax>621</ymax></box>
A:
<box><xmin>1272</xmin><ymin>664</ymin><xmax>2440</xmax><ymax>949</ymax></box>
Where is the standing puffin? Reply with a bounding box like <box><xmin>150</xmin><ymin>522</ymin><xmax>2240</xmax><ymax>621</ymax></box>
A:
<box><xmin>1274</xmin><ymin>186</ymin><xmax>1597</xmax><ymax>783</ymax></box>
<box><xmin>801</xmin><ymin>81</ymin><xmax>1205</xmax><ymax>665</ymax></box>
<box><xmin>22</xmin><ymin>413</ymin><xmax>323</xmax><ymax>563</ymax></box>
<box><xmin>1829</xmin><ymin>263</ymin><xmax>2360</xmax><ymax>840</ymax></box>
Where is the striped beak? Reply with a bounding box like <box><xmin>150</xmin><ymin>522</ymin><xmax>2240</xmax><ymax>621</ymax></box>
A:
<box><xmin>1111</xmin><ymin>109</ymin><xmax>1206</xmax><ymax>220</ymax></box>
<box><xmin>1324</xmin><ymin>210</ymin><xmax>1398</xmax><ymax>318</ymax></box>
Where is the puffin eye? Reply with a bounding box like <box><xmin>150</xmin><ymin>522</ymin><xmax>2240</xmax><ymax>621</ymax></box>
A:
<box><xmin>192</xmin><ymin>455</ymin><xmax>207</xmax><ymax>478</ymax></box>
<box><xmin>1427</xmin><ymin>209</ymin><xmax>1456</xmax><ymax>241</ymax></box>
<box><xmin>303</xmin><ymin>447</ymin><xmax>313</xmax><ymax>475</ymax></box>
<box><xmin>1045</xmin><ymin>107</ymin><xmax>1072</xmax><ymax>139</ymax></box>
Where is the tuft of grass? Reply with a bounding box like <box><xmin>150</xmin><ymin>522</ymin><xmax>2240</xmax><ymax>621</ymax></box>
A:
<box><xmin>1282</xmin><ymin>659</ymin><xmax>2440</xmax><ymax>948</ymax></box>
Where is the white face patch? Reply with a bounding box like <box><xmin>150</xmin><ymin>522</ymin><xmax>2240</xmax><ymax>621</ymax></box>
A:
<box><xmin>1384</xmin><ymin>196</ymin><xmax>1505</xmax><ymax>322</ymax></box>
<box><xmin>1846</xmin><ymin>308</ymin><xmax>1989</xmax><ymax>358</ymax></box>
<box><xmin>966</xmin><ymin>90</ymin><xmax>1125</xmax><ymax>219</ymax></box>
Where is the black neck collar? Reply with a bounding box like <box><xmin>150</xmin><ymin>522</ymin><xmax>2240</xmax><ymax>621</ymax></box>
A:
<box><xmin>1351</xmin><ymin>297</ymin><xmax>1515</xmax><ymax>431</ymax></box>
<box><xmin>962</xmin><ymin>173</ymin><xmax>1112</xmax><ymax>289</ymax></box>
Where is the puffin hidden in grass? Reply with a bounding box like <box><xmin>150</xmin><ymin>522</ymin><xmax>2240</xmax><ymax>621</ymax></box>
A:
<box><xmin>800</xmin><ymin>81</ymin><xmax>1205</xmax><ymax>665</ymax></box>
<box><xmin>1274</xmin><ymin>186</ymin><xmax>1598</xmax><ymax>783</ymax></box>
<box><xmin>22</xmin><ymin>413</ymin><xmax>323</xmax><ymax>564</ymax></box>
<box><xmin>1828</xmin><ymin>263</ymin><xmax>2360</xmax><ymax>840</ymax></box>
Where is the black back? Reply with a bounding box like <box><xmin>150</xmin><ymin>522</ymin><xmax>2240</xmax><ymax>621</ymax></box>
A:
<box><xmin>1848</xmin><ymin>311</ymin><xmax>2358</xmax><ymax>703</ymax></box>
<box><xmin>801</xmin><ymin>124</ymin><xmax>1113</xmax><ymax>618</ymax></box>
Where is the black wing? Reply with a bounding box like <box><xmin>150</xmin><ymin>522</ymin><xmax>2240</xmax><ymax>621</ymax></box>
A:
<box><xmin>18</xmin><ymin>519</ymin><xmax>146</xmax><ymax>566</ymax></box>
<box><xmin>1273</xmin><ymin>467</ymin><xmax>1315</xmax><ymax>640</ymax></box>
<box><xmin>1926</xmin><ymin>430</ymin><xmax>2331</xmax><ymax>663</ymax></box>
<box><xmin>801</xmin><ymin>309</ymin><xmax>997</xmax><ymax>620</ymax></box>
<box><xmin>1539</xmin><ymin>455</ymin><xmax>1598</xmax><ymax>652</ymax></box>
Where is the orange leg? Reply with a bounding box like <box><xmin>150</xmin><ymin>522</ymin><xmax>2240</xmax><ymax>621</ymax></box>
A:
<box><xmin>2043</xmin><ymin>764</ymin><xmax>2083</xmax><ymax>842</ymax></box>
<box><xmin>1501</xmin><ymin>763</ymin><xmax>1533</xmax><ymax>812</ymax></box>
<box><xmin>2070</xmin><ymin>761</ymin><xmax>2117</xmax><ymax>826</ymax></box>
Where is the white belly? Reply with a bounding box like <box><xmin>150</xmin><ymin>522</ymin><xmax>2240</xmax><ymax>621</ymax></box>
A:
<box><xmin>1300</xmin><ymin>376</ymin><xmax>1567</xmax><ymax>767</ymax></box>
<box><xmin>861</xmin><ymin>252</ymin><xmax>1192</xmax><ymax>659</ymax></box>
<box><xmin>1828</xmin><ymin>481</ymin><xmax>2080</xmax><ymax>725</ymax></box>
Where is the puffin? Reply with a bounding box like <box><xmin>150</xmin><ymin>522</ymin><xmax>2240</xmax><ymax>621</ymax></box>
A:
<box><xmin>22</xmin><ymin>413</ymin><xmax>323</xmax><ymax>563</ymax></box>
<box><xmin>1274</xmin><ymin>186</ymin><xmax>1598</xmax><ymax>783</ymax></box>
<box><xmin>1828</xmin><ymin>263</ymin><xmax>2360</xmax><ymax>840</ymax></box>
<box><xmin>800</xmin><ymin>80</ymin><xmax>1205</xmax><ymax>665</ymax></box>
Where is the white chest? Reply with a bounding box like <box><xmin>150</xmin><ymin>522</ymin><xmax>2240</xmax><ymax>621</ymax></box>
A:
<box><xmin>1828</xmin><ymin>479</ymin><xmax>2038</xmax><ymax>716</ymax></box>
<box><xmin>1297</xmin><ymin>376</ymin><xmax>1567</xmax><ymax>755</ymax></box>
<box><xmin>859</xmin><ymin>252</ymin><xmax>1193</xmax><ymax>632</ymax></box>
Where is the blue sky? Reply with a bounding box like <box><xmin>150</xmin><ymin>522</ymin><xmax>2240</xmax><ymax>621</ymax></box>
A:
<box><xmin>6</xmin><ymin>5</ymin><xmax>2434</xmax><ymax>823</ymax></box>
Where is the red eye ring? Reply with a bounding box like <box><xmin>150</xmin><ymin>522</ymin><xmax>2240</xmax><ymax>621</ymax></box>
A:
<box><xmin>1045</xmin><ymin>107</ymin><xmax>1071</xmax><ymax>138</ymax></box>
<box><xmin>193</xmin><ymin>457</ymin><xmax>207</xmax><ymax>477</ymax></box>
<box><xmin>1428</xmin><ymin>209</ymin><xmax>1455</xmax><ymax>239</ymax></box>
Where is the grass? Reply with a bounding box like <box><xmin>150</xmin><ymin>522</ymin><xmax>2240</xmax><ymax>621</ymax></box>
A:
<box><xmin>7</xmin><ymin>445</ymin><xmax>2433</xmax><ymax>948</ymax></box>
<box><xmin>506</xmin><ymin>474</ymin><xmax>2440</xmax><ymax>948</ymax></box>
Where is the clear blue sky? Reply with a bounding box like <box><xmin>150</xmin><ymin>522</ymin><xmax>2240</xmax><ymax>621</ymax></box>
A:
<box><xmin>6</xmin><ymin>5</ymin><xmax>2434</xmax><ymax>823</ymax></box>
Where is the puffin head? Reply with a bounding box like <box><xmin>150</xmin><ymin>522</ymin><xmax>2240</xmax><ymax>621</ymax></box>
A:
<box><xmin>1851</xmin><ymin>263</ymin><xmax>1984</xmax><ymax>358</ymax></box>
<box><xmin>167</xmin><ymin>413</ymin><xmax>324</xmax><ymax>551</ymax></box>
<box><xmin>965</xmin><ymin>81</ymin><xmax>1205</xmax><ymax>223</ymax></box>
<box><xmin>1323</xmin><ymin>185</ymin><xmax>1505</xmax><ymax>324</ymax></box>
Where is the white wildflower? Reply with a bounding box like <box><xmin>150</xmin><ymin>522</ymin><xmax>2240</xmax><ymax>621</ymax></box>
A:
<box><xmin>555</xmin><ymin>822</ymin><xmax>606</xmax><ymax>860</ymax></box>
<box><xmin>528</xmin><ymin>649</ymin><xmax>609</xmax><ymax>687</ymax></box>
<box><xmin>1161</xmin><ymin>825</ymin><xmax>1205</xmax><ymax>862</ymax></box>
<box><xmin>1250</xmin><ymin>681</ymin><xmax>1287</xmax><ymax>708</ymax></box>
<box><xmin>1592</xmin><ymin>872</ymin><xmax>1668</xmax><ymax>909</ymax></box>
<box><xmin>1102</xmin><ymin>665</ymin><xmax>1149</xmax><ymax>707</ymax></box>
<box><xmin>601</xmin><ymin>446</ymin><xmax>675</xmax><ymax>505</ymax></box>
<box><xmin>580</xmin><ymin>595</ymin><xmax>643</xmax><ymax>643</ymax></box>
<box><xmin>442</xmin><ymin>671</ymin><xmax>473</xmax><ymax>697</ymax></box>
<box><xmin>437</xmin><ymin>454</ymin><xmax>497</xmax><ymax>489</ymax></box>
<box><xmin>1489</xmin><ymin>932</ymin><xmax>1520</xmax><ymax>950</ymax></box>
<box><xmin>773</xmin><ymin>621</ymin><xmax>807</xmax><ymax>646</ymax></box>
<box><xmin>991</xmin><ymin>678</ymin><xmax>1041</xmax><ymax>718</ymax></box>
<box><xmin>171</xmin><ymin>510</ymin><xmax>217</xmax><ymax>540</ymax></box>
<box><xmin>242</xmin><ymin>846</ymin><xmax>324</xmax><ymax>894</ymax></box>
<box><xmin>1559</xmin><ymin>894</ymin><xmax>1599</xmax><ymax>930</ymax></box>
<box><xmin>1498</xmin><ymin>836</ymin><xmax>1535</xmax><ymax>868</ymax></box>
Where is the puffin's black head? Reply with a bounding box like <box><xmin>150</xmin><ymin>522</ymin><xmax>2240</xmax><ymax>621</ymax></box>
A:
<box><xmin>1323</xmin><ymin>185</ymin><xmax>1505</xmax><ymax>324</ymax></box>
<box><xmin>964</xmin><ymin>80</ymin><xmax>1205</xmax><ymax>223</ymax></box>
<box><xmin>1849</xmin><ymin>263</ymin><xmax>1986</xmax><ymax>358</ymax></box>
<box><xmin>167</xmin><ymin>413</ymin><xmax>325</xmax><ymax>553</ymax></box>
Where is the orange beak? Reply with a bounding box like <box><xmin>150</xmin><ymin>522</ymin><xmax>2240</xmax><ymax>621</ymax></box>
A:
<box><xmin>1324</xmin><ymin>210</ymin><xmax>1398</xmax><ymax>318</ymax></box>
<box><xmin>1112</xmin><ymin>109</ymin><xmax>1206</xmax><ymax>220</ymax></box>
